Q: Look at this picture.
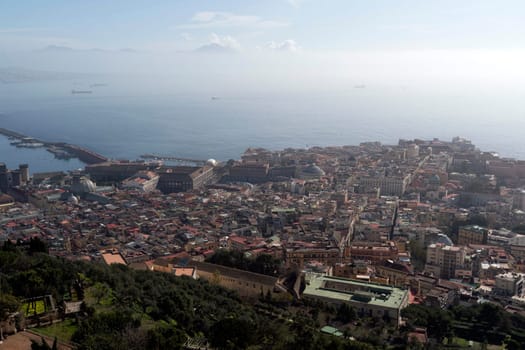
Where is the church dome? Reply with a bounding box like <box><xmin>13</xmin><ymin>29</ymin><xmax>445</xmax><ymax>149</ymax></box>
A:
<box><xmin>302</xmin><ymin>164</ymin><xmax>325</xmax><ymax>177</ymax></box>
<box><xmin>0</xmin><ymin>194</ymin><xmax>14</xmax><ymax>205</ymax></box>
<box><xmin>60</xmin><ymin>191</ymin><xmax>79</xmax><ymax>203</ymax></box>
<box><xmin>70</xmin><ymin>175</ymin><xmax>96</xmax><ymax>195</ymax></box>
<box><xmin>434</xmin><ymin>233</ymin><xmax>453</xmax><ymax>246</ymax></box>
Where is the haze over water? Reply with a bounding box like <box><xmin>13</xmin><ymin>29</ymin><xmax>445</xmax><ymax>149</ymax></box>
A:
<box><xmin>2</xmin><ymin>1</ymin><xmax>525</xmax><ymax>174</ymax></box>
<box><xmin>1</xmin><ymin>74</ymin><xmax>524</xmax><ymax>174</ymax></box>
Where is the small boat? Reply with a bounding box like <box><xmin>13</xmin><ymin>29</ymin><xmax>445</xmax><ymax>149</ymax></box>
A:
<box><xmin>71</xmin><ymin>90</ymin><xmax>93</xmax><ymax>94</ymax></box>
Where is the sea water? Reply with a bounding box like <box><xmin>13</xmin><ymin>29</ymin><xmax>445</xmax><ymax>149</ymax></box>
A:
<box><xmin>1</xmin><ymin>78</ymin><xmax>524</xmax><ymax>173</ymax></box>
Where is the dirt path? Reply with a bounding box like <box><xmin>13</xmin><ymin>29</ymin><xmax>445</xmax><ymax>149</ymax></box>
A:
<box><xmin>0</xmin><ymin>330</ymin><xmax>74</xmax><ymax>350</ymax></box>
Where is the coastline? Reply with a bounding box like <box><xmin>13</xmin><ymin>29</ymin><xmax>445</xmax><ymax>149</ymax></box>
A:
<box><xmin>0</xmin><ymin>127</ymin><xmax>108</xmax><ymax>165</ymax></box>
<box><xmin>0</xmin><ymin>135</ymin><xmax>85</xmax><ymax>174</ymax></box>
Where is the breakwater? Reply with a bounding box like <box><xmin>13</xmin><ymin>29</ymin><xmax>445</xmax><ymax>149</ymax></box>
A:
<box><xmin>0</xmin><ymin>128</ymin><xmax>27</xmax><ymax>139</ymax></box>
<box><xmin>0</xmin><ymin>127</ymin><xmax>108</xmax><ymax>164</ymax></box>
<box><xmin>55</xmin><ymin>143</ymin><xmax>108</xmax><ymax>164</ymax></box>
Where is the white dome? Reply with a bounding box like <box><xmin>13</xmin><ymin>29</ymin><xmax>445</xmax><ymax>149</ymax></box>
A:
<box><xmin>67</xmin><ymin>194</ymin><xmax>79</xmax><ymax>205</ymax></box>
<box><xmin>206</xmin><ymin>159</ymin><xmax>218</xmax><ymax>167</ymax></box>
<box><xmin>71</xmin><ymin>175</ymin><xmax>96</xmax><ymax>195</ymax></box>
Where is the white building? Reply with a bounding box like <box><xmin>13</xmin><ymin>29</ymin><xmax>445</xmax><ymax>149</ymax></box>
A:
<box><xmin>494</xmin><ymin>272</ymin><xmax>525</xmax><ymax>297</ymax></box>
<box><xmin>425</xmin><ymin>243</ymin><xmax>466</xmax><ymax>279</ymax></box>
<box><xmin>406</xmin><ymin>144</ymin><xmax>420</xmax><ymax>159</ymax></box>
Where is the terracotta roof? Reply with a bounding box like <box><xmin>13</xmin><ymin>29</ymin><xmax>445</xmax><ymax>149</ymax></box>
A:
<box><xmin>101</xmin><ymin>251</ymin><xmax>126</xmax><ymax>265</ymax></box>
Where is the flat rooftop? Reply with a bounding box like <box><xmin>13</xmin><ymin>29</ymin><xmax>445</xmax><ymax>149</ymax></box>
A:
<box><xmin>101</xmin><ymin>250</ymin><xmax>127</xmax><ymax>265</ymax></box>
<box><xmin>303</xmin><ymin>274</ymin><xmax>408</xmax><ymax>310</ymax></box>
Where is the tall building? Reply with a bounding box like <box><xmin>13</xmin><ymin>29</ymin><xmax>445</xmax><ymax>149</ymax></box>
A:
<box><xmin>19</xmin><ymin>164</ymin><xmax>29</xmax><ymax>184</ymax></box>
<box><xmin>494</xmin><ymin>273</ymin><xmax>524</xmax><ymax>297</ymax></box>
<box><xmin>406</xmin><ymin>144</ymin><xmax>420</xmax><ymax>159</ymax></box>
<box><xmin>0</xmin><ymin>163</ymin><xmax>30</xmax><ymax>193</ymax></box>
<box><xmin>458</xmin><ymin>225</ymin><xmax>489</xmax><ymax>246</ymax></box>
<box><xmin>512</xmin><ymin>189</ymin><xmax>525</xmax><ymax>210</ymax></box>
<box><xmin>0</xmin><ymin>163</ymin><xmax>8</xmax><ymax>193</ymax></box>
<box><xmin>425</xmin><ymin>243</ymin><xmax>466</xmax><ymax>279</ymax></box>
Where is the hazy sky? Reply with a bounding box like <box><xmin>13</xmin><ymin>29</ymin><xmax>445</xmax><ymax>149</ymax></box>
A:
<box><xmin>1</xmin><ymin>1</ymin><xmax>525</xmax><ymax>92</ymax></box>
<box><xmin>1</xmin><ymin>0</ymin><xmax>525</xmax><ymax>52</ymax></box>
<box><xmin>2</xmin><ymin>1</ymin><xmax>525</xmax><ymax>159</ymax></box>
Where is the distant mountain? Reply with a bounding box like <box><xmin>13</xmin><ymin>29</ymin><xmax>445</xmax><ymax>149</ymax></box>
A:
<box><xmin>39</xmin><ymin>45</ymin><xmax>108</xmax><ymax>53</ymax></box>
<box><xmin>89</xmin><ymin>47</ymin><xmax>108</xmax><ymax>53</ymax></box>
<box><xmin>38</xmin><ymin>45</ymin><xmax>139</xmax><ymax>54</ymax></box>
<box><xmin>120</xmin><ymin>48</ymin><xmax>139</xmax><ymax>53</ymax></box>
<box><xmin>39</xmin><ymin>45</ymin><xmax>76</xmax><ymax>53</ymax></box>
<box><xmin>0</xmin><ymin>67</ymin><xmax>87</xmax><ymax>83</ymax></box>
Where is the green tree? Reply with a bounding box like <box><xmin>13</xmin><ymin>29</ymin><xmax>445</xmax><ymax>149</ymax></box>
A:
<box><xmin>289</xmin><ymin>312</ymin><xmax>317</xmax><ymax>350</ymax></box>
<box><xmin>146</xmin><ymin>323</ymin><xmax>186</xmax><ymax>350</ymax></box>
<box><xmin>89</xmin><ymin>282</ymin><xmax>112</xmax><ymax>304</ymax></box>
<box><xmin>29</xmin><ymin>237</ymin><xmax>48</xmax><ymax>255</ymax></box>
<box><xmin>504</xmin><ymin>337</ymin><xmax>521</xmax><ymax>350</ymax></box>
<box><xmin>0</xmin><ymin>293</ymin><xmax>20</xmax><ymax>319</ymax></box>
<box><xmin>336</xmin><ymin>303</ymin><xmax>356</xmax><ymax>324</ymax></box>
<box><xmin>250</xmin><ymin>254</ymin><xmax>281</xmax><ymax>276</ymax></box>
<box><xmin>210</xmin><ymin>317</ymin><xmax>256</xmax><ymax>350</ymax></box>
<box><xmin>401</xmin><ymin>304</ymin><xmax>452</xmax><ymax>342</ymax></box>
<box><xmin>2</xmin><ymin>240</ymin><xmax>18</xmax><ymax>252</ymax></box>
<box><xmin>408</xmin><ymin>240</ymin><xmax>426</xmax><ymax>271</ymax></box>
